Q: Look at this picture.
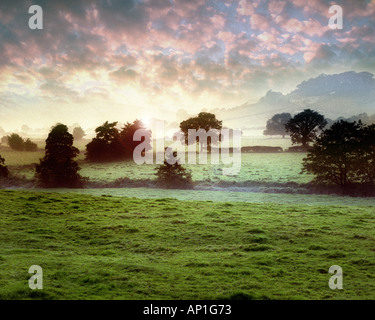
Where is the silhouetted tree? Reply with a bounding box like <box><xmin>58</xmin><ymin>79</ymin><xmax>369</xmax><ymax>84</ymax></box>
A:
<box><xmin>73</xmin><ymin>127</ymin><xmax>85</xmax><ymax>140</ymax></box>
<box><xmin>0</xmin><ymin>155</ymin><xmax>9</xmax><ymax>178</ymax></box>
<box><xmin>86</xmin><ymin>120</ymin><xmax>152</xmax><ymax>162</ymax></box>
<box><xmin>23</xmin><ymin>138</ymin><xmax>38</xmax><ymax>152</ymax></box>
<box><xmin>36</xmin><ymin>124</ymin><xmax>83</xmax><ymax>188</ymax></box>
<box><xmin>8</xmin><ymin>133</ymin><xmax>25</xmax><ymax>151</ymax></box>
<box><xmin>263</xmin><ymin>113</ymin><xmax>291</xmax><ymax>138</ymax></box>
<box><xmin>180</xmin><ymin>112</ymin><xmax>222</xmax><ymax>151</ymax></box>
<box><xmin>155</xmin><ymin>151</ymin><xmax>193</xmax><ymax>189</ymax></box>
<box><xmin>285</xmin><ymin>109</ymin><xmax>327</xmax><ymax>148</ymax></box>
<box><xmin>7</xmin><ymin>134</ymin><xmax>38</xmax><ymax>151</ymax></box>
<box><xmin>0</xmin><ymin>136</ymin><xmax>8</xmax><ymax>145</ymax></box>
<box><xmin>302</xmin><ymin>120</ymin><xmax>375</xmax><ymax>187</ymax></box>
<box><xmin>120</xmin><ymin>120</ymin><xmax>152</xmax><ymax>158</ymax></box>
<box><xmin>86</xmin><ymin>121</ymin><xmax>124</xmax><ymax>162</ymax></box>
<box><xmin>356</xmin><ymin>123</ymin><xmax>375</xmax><ymax>185</ymax></box>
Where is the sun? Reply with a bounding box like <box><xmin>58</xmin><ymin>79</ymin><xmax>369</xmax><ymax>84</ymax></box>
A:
<box><xmin>142</xmin><ymin>116</ymin><xmax>151</xmax><ymax>127</ymax></box>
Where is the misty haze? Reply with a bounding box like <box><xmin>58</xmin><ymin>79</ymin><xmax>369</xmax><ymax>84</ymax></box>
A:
<box><xmin>0</xmin><ymin>0</ymin><xmax>374</xmax><ymax>303</ymax></box>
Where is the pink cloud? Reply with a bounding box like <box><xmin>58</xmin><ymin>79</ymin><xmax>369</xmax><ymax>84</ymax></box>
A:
<box><xmin>250</xmin><ymin>13</ymin><xmax>271</xmax><ymax>30</ymax></box>
<box><xmin>291</xmin><ymin>0</ymin><xmax>330</xmax><ymax>18</ymax></box>
<box><xmin>292</xmin><ymin>0</ymin><xmax>375</xmax><ymax>20</ymax></box>
<box><xmin>303</xmin><ymin>43</ymin><xmax>336</xmax><ymax>63</ymax></box>
<box><xmin>236</xmin><ymin>0</ymin><xmax>256</xmax><ymax>16</ymax></box>
<box><xmin>210</xmin><ymin>14</ymin><xmax>226</xmax><ymax>29</ymax></box>
<box><xmin>268</xmin><ymin>1</ymin><xmax>287</xmax><ymax>16</ymax></box>
<box><xmin>303</xmin><ymin>19</ymin><xmax>327</xmax><ymax>37</ymax></box>
<box><xmin>342</xmin><ymin>25</ymin><xmax>375</xmax><ymax>44</ymax></box>
<box><xmin>280</xmin><ymin>18</ymin><xmax>326</xmax><ymax>37</ymax></box>
<box><xmin>341</xmin><ymin>0</ymin><xmax>375</xmax><ymax>19</ymax></box>
<box><xmin>282</xmin><ymin>18</ymin><xmax>304</xmax><ymax>33</ymax></box>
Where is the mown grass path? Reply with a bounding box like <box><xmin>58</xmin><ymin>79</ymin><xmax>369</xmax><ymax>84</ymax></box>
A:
<box><xmin>0</xmin><ymin>190</ymin><xmax>374</xmax><ymax>299</ymax></box>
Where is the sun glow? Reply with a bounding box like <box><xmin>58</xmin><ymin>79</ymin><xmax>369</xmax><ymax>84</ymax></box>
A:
<box><xmin>142</xmin><ymin>116</ymin><xmax>151</xmax><ymax>127</ymax></box>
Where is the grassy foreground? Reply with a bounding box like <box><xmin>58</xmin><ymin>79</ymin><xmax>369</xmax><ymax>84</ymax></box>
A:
<box><xmin>0</xmin><ymin>190</ymin><xmax>374</xmax><ymax>300</ymax></box>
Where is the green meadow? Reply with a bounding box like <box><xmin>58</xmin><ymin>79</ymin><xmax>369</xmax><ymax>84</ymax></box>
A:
<box><xmin>0</xmin><ymin>190</ymin><xmax>374</xmax><ymax>300</ymax></box>
<box><xmin>1</xmin><ymin>147</ymin><xmax>311</xmax><ymax>184</ymax></box>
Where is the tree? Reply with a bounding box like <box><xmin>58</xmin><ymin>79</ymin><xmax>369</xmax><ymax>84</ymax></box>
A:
<box><xmin>73</xmin><ymin>127</ymin><xmax>85</xmax><ymax>141</ymax></box>
<box><xmin>263</xmin><ymin>113</ymin><xmax>291</xmax><ymax>138</ymax></box>
<box><xmin>85</xmin><ymin>121</ymin><xmax>124</xmax><ymax>162</ymax></box>
<box><xmin>0</xmin><ymin>155</ymin><xmax>9</xmax><ymax>178</ymax></box>
<box><xmin>302</xmin><ymin>120</ymin><xmax>375</xmax><ymax>187</ymax></box>
<box><xmin>8</xmin><ymin>133</ymin><xmax>25</xmax><ymax>151</ymax></box>
<box><xmin>24</xmin><ymin>138</ymin><xmax>38</xmax><ymax>152</ymax></box>
<box><xmin>86</xmin><ymin>120</ymin><xmax>152</xmax><ymax>162</ymax></box>
<box><xmin>120</xmin><ymin>120</ymin><xmax>152</xmax><ymax>158</ymax></box>
<box><xmin>356</xmin><ymin>123</ymin><xmax>375</xmax><ymax>185</ymax></box>
<box><xmin>285</xmin><ymin>109</ymin><xmax>327</xmax><ymax>148</ymax></box>
<box><xmin>179</xmin><ymin>112</ymin><xmax>222</xmax><ymax>151</ymax></box>
<box><xmin>7</xmin><ymin>134</ymin><xmax>38</xmax><ymax>151</ymax></box>
<box><xmin>0</xmin><ymin>136</ymin><xmax>8</xmax><ymax>146</ymax></box>
<box><xmin>36</xmin><ymin>124</ymin><xmax>83</xmax><ymax>188</ymax></box>
<box><xmin>155</xmin><ymin>151</ymin><xmax>193</xmax><ymax>189</ymax></box>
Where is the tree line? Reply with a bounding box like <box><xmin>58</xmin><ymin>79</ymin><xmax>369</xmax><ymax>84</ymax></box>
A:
<box><xmin>0</xmin><ymin>110</ymin><xmax>374</xmax><ymax>193</ymax></box>
<box><xmin>303</xmin><ymin>120</ymin><xmax>375</xmax><ymax>191</ymax></box>
<box><xmin>2</xmin><ymin>133</ymin><xmax>38</xmax><ymax>152</ymax></box>
<box><xmin>0</xmin><ymin>126</ymin><xmax>86</xmax><ymax>151</ymax></box>
<box><xmin>0</xmin><ymin>112</ymin><xmax>221</xmax><ymax>188</ymax></box>
<box><xmin>0</xmin><ymin>115</ymin><xmax>215</xmax><ymax>188</ymax></box>
<box><xmin>263</xmin><ymin>108</ymin><xmax>375</xmax><ymax>193</ymax></box>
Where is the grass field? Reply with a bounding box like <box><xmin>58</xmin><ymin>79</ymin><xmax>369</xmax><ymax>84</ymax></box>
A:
<box><xmin>34</xmin><ymin>187</ymin><xmax>375</xmax><ymax>207</ymax></box>
<box><xmin>0</xmin><ymin>190</ymin><xmax>374</xmax><ymax>300</ymax></box>
<box><xmin>0</xmin><ymin>148</ymin><xmax>312</xmax><ymax>184</ymax></box>
<box><xmin>0</xmin><ymin>136</ymin><xmax>308</xmax><ymax>184</ymax></box>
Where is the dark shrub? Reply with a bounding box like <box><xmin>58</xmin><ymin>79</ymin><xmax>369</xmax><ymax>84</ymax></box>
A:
<box><xmin>0</xmin><ymin>155</ymin><xmax>9</xmax><ymax>178</ymax></box>
<box><xmin>155</xmin><ymin>151</ymin><xmax>193</xmax><ymax>189</ymax></box>
<box><xmin>24</xmin><ymin>139</ymin><xmax>38</xmax><ymax>152</ymax></box>
<box><xmin>8</xmin><ymin>133</ymin><xmax>24</xmax><ymax>151</ymax></box>
<box><xmin>36</xmin><ymin>124</ymin><xmax>83</xmax><ymax>188</ymax></box>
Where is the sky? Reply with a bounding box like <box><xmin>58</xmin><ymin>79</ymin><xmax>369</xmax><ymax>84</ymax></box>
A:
<box><xmin>0</xmin><ymin>0</ymin><xmax>374</xmax><ymax>132</ymax></box>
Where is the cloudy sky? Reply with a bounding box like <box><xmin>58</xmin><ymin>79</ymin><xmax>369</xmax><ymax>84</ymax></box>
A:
<box><xmin>0</xmin><ymin>0</ymin><xmax>374</xmax><ymax>132</ymax></box>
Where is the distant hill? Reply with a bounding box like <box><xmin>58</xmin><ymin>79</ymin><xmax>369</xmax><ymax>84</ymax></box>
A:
<box><xmin>215</xmin><ymin>71</ymin><xmax>375</xmax><ymax>131</ymax></box>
